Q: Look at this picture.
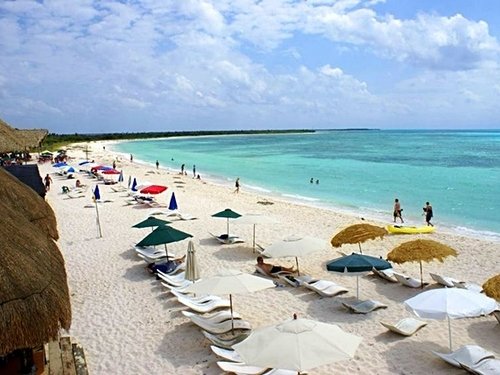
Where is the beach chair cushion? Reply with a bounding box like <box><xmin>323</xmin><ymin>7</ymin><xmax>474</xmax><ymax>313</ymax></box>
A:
<box><xmin>380</xmin><ymin>318</ymin><xmax>427</xmax><ymax>336</ymax></box>
<box><xmin>394</xmin><ymin>273</ymin><xmax>427</xmax><ymax>288</ymax></box>
<box><xmin>432</xmin><ymin>345</ymin><xmax>495</xmax><ymax>368</ymax></box>
<box><xmin>460</xmin><ymin>358</ymin><xmax>500</xmax><ymax>374</ymax></box>
<box><xmin>342</xmin><ymin>300</ymin><xmax>388</xmax><ymax>314</ymax></box>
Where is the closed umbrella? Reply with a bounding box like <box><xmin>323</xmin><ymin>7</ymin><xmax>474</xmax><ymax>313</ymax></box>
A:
<box><xmin>93</xmin><ymin>185</ymin><xmax>102</xmax><ymax>238</ymax></box>
<box><xmin>168</xmin><ymin>192</ymin><xmax>178</xmax><ymax>211</ymax></box>
<box><xmin>131</xmin><ymin>178</ymin><xmax>137</xmax><ymax>191</ymax></box>
<box><xmin>331</xmin><ymin>223</ymin><xmax>387</xmax><ymax>254</ymax></box>
<box><xmin>212</xmin><ymin>208</ymin><xmax>241</xmax><ymax>238</ymax></box>
<box><xmin>184</xmin><ymin>269</ymin><xmax>274</xmax><ymax>332</ymax></box>
<box><xmin>233</xmin><ymin>314</ymin><xmax>362</xmax><ymax>373</ymax></box>
<box><xmin>405</xmin><ymin>288</ymin><xmax>497</xmax><ymax>350</ymax></box>
<box><xmin>326</xmin><ymin>253</ymin><xmax>392</xmax><ymax>299</ymax></box>
<box><xmin>118</xmin><ymin>170</ymin><xmax>124</xmax><ymax>184</ymax></box>
<box><xmin>136</xmin><ymin>225</ymin><xmax>192</xmax><ymax>259</ymax></box>
<box><xmin>387</xmin><ymin>239</ymin><xmax>457</xmax><ymax>288</ymax></box>
<box><xmin>185</xmin><ymin>240</ymin><xmax>200</xmax><ymax>282</ymax></box>
<box><xmin>236</xmin><ymin>213</ymin><xmax>277</xmax><ymax>252</ymax></box>
<box><xmin>262</xmin><ymin>235</ymin><xmax>327</xmax><ymax>275</ymax></box>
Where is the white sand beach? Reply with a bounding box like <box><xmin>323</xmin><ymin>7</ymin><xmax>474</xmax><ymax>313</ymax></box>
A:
<box><xmin>42</xmin><ymin>141</ymin><xmax>499</xmax><ymax>374</ymax></box>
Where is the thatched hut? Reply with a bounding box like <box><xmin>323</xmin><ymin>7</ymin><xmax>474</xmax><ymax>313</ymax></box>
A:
<box><xmin>0</xmin><ymin>118</ymin><xmax>48</xmax><ymax>153</ymax></box>
<box><xmin>0</xmin><ymin>168</ymin><xmax>71</xmax><ymax>370</ymax></box>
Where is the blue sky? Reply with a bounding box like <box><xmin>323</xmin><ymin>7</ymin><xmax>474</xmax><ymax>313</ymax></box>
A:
<box><xmin>1</xmin><ymin>0</ymin><xmax>500</xmax><ymax>133</ymax></box>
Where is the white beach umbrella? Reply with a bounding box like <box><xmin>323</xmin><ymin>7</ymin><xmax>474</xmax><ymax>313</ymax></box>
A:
<box><xmin>233</xmin><ymin>314</ymin><xmax>362</xmax><ymax>373</ymax></box>
<box><xmin>184</xmin><ymin>269</ymin><xmax>274</xmax><ymax>331</ymax></box>
<box><xmin>405</xmin><ymin>288</ymin><xmax>498</xmax><ymax>351</ymax></box>
<box><xmin>262</xmin><ymin>235</ymin><xmax>327</xmax><ymax>275</ymax></box>
<box><xmin>236</xmin><ymin>213</ymin><xmax>278</xmax><ymax>252</ymax></box>
<box><xmin>184</xmin><ymin>240</ymin><xmax>200</xmax><ymax>282</ymax></box>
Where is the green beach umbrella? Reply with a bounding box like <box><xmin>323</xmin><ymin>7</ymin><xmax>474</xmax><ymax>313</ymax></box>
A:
<box><xmin>212</xmin><ymin>208</ymin><xmax>242</xmax><ymax>237</ymax></box>
<box><xmin>136</xmin><ymin>225</ymin><xmax>192</xmax><ymax>259</ymax></box>
<box><xmin>132</xmin><ymin>216</ymin><xmax>171</xmax><ymax>231</ymax></box>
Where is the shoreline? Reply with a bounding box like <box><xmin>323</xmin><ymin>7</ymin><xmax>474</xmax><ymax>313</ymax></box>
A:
<box><xmin>108</xmin><ymin>138</ymin><xmax>500</xmax><ymax>243</ymax></box>
<box><xmin>43</xmin><ymin>140</ymin><xmax>500</xmax><ymax>374</ymax></box>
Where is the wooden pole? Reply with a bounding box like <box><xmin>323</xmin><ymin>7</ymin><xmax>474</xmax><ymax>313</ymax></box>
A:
<box><xmin>95</xmin><ymin>201</ymin><xmax>102</xmax><ymax>238</ymax></box>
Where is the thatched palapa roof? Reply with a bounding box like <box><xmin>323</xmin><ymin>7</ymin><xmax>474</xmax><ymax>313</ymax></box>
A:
<box><xmin>0</xmin><ymin>168</ymin><xmax>71</xmax><ymax>355</ymax></box>
<box><xmin>483</xmin><ymin>274</ymin><xmax>500</xmax><ymax>301</ymax></box>
<box><xmin>331</xmin><ymin>223</ymin><xmax>387</xmax><ymax>248</ymax></box>
<box><xmin>0</xmin><ymin>117</ymin><xmax>48</xmax><ymax>152</ymax></box>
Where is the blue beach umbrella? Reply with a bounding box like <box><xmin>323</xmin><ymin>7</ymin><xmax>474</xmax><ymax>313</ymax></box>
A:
<box><xmin>131</xmin><ymin>178</ymin><xmax>137</xmax><ymax>191</ymax></box>
<box><xmin>326</xmin><ymin>253</ymin><xmax>392</xmax><ymax>299</ymax></box>
<box><xmin>168</xmin><ymin>192</ymin><xmax>178</xmax><ymax>211</ymax></box>
<box><xmin>93</xmin><ymin>185</ymin><xmax>101</xmax><ymax>201</ymax></box>
<box><xmin>118</xmin><ymin>170</ymin><xmax>124</xmax><ymax>183</ymax></box>
<box><xmin>53</xmin><ymin>162</ymin><xmax>67</xmax><ymax>168</ymax></box>
<box><xmin>79</xmin><ymin>160</ymin><xmax>91</xmax><ymax>165</ymax></box>
<box><xmin>66</xmin><ymin>167</ymin><xmax>77</xmax><ymax>173</ymax></box>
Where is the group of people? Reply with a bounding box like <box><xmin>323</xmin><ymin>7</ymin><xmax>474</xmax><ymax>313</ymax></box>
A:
<box><xmin>309</xmin><ymin>178</ymin><xmax>319</xmax><ymax>184</ymax></box>
<box><xmin>393</xmin><ymin>199</ymin><xmax>434</xmax><ymax>226</ymax></box>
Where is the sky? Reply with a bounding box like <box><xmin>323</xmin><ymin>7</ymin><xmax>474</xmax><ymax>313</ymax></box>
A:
<box><xmin>1</xmin><ymin>0</ymin><xmax>500</xmax><ymax>133</ymax></box>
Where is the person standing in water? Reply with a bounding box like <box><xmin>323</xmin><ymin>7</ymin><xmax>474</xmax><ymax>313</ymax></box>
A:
<box><xmin>423</xmin><ymin>202</ymin><xmax>434</xmax><ymax>226</ymax></box>
<box><xmin>156</xmin><ymin>160</ymin><xmax>159</xmax><ymax>169</ymax></box>
<box><xmin>193</xmin><ymin>165</ymin><xmax>196</xmax><ymax>178</ymax></box>
<box><xmin>393</xmin><ymin>198</ymin><xmax>404</xmax><ymax>223</ymax></box>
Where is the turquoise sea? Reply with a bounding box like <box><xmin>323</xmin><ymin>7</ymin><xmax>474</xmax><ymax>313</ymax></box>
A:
<box><xmin>114</xmin><ymin>130</ymin><xmax>500</xmax><ymax>239</ymax></box>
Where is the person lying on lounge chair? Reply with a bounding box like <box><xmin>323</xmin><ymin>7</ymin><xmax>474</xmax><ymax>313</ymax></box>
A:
<box><xmin>256</xmin><ymin>256</ymin><xmax>295</xmax><ymax>277</ymax></box>
<box><xmin>146</xmin><ymin>255</ymin><xmax>186</xmax><ymax>274</ymax></box>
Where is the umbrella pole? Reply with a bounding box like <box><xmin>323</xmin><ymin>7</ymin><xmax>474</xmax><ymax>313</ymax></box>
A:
<box><xmin>448</xmin><ymin>316</ymin><xmax>452</xmax><ymax>351</ymax></box>
<box><xmin>356</xmin><ymin>276</ymin><xmax>359</xmax><ymax>300</ymax></box>
<box><xmin>230</xmin><ymin>294</ymin><xmax>234</xmax><ymax>335</ymax></box>
<box><xmin>358</xmin><ymin>243</ymin><xmax>362</xmax><ymax>254</ymax></box>
<box><xmin>295</xmin><ymin>257</ymin><xmax>300</xmax><ymax>276</ymax></box>
<box><xmin>164</xmin><ymin>244</ymin><xmax>169</xmax><ymax>260</ymax></box>
<box><xmin>227</xmin><ymin>218</ymin><xmax>230</xmax><ymax>237</ymax></box>
<box><xmin>95</xmin><ymin>201</ymin><xmax>103</xmax><ymax>238</ymax></box>
<box><xmin>420</xmin><ymin>261</ymin><xmax>424</xmax><ymax>289</ymax></box>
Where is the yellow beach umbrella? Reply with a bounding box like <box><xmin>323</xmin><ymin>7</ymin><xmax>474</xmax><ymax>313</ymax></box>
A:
<box><xmin>387</xmin><ymin>239</ymin><xmax>457</xmax><ymax>288</ymax></box>
<box><xmin>331</xmin><ymin>223</ymin><xmax>387</xmax><ymax>254</ymax></box>
<box><xmin>482</xmin><ymin>274</ymin><xmax>500</xmax><ymax>301</ymax></box>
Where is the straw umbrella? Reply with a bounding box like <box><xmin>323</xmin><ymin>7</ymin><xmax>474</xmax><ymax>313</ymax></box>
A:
<box><xmin>331</xmin><ymin>223</ymin><xmax>387</xmax><ymax>254</ymax></box>
<box><xmin>482</xmin><ymin>274</ymin><xmax>500</xmax><ymax>301</ymax></box>
<box><xmin>387</xmin><ymin>239</ymin><xmax>457</xmax><ymax>288</ymax></box>
<box><xmin>0</xmin><ymin>169</ymin><xmax>71</xmax><ymax>355</ymax></box>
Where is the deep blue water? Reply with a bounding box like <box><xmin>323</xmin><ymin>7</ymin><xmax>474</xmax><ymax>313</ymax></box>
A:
<box><xmin>114</xmin><ymin>130</ymin><xmax>500</xmax><ymax>239</ymax></box>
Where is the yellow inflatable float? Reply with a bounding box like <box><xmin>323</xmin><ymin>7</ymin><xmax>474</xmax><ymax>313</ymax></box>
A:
<box><xmin>386</xmin><ymin>225</ymin><xmax>435</xmax><ymax>234</ymax></box>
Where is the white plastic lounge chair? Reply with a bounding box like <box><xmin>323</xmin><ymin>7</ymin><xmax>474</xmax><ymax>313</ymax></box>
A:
<box><xmin>493</xmin><ymin>311</ymin><xmax>500</xmax><ymax>324</ymax></box>
<box><xmin>186</xmin><ymin>315</ymin><xmax>252</xmax><ymax>334</ymax></box>
<box><xmin>432</xmin><ymin>345</ymin><xmax>495</xmax><ymax>369</ymax></box>
<box><xmin>211</xmin><ymin>346</ymin><xmax>243</xmax><ymax>362</ymax></box>
<box><xmin>430</xmin><ymin>273</ymin><xmax>460</xmax><ymax>287</ymax></box>
<box><xmin>372</xmin><ymin>268</ymin><xmax>399</xmax><ymax>283</ymax></box>
<box><xmin>277</xmin><ymin>274</ymin><xmax>307</xmax><ymax>287</ymax></box>
<box><xmin>176</xmin><ymin>295</ymin><xmax>231</xmax><ymax>313</ymax></box>
<box><xmin>255</xmin><ymin>265</ymin><xmax>293</xmax><ymax>279</ymax></box>
<box><xmin>183</xmin><ymin>310</ymin><xmax>242</xmax><ymax>324</ymax></box>
<box><xmin>202</xmin><ymin>330</ymin><xmax>250</xmax><ymax>350</ymax></box>
<box><xmin>110</xmin><ymin>185</ymin><xmax>127</xmax><ymax>192</ymax></box>
<box><xmin>217</xmin><ymin>362</ymin><xmax>297</xmax><ymax>375</ymax></box>
<box><xmin>380</xmin><ymin>318</ymin><xmax>427</xmax><ymax>336</ymax></box>
<box><xmin>302</xmin><ymin>279</ymin><xmax>349</xmax><ymax>297</ymax></box>
<box><xmin>157</xmin><ymin>271</ymin><xmax>185</xmax><ymax>283</ymax></box>
<box><xmin>342</xmin><ymin>300</ymin><xmax>388</xmax><ymax>314</ymax></box>
<box><xmin>161</xmin><ymin>281</ymin><xmax>193</xmax><ymax>294</ymax></box>
<box><xmin>164</xmin><ymin>211</ymin><xmax>197</xmax><ymax>221</ymax></box>
<box><xmin>451</xmin><ymin>280</ymin><xmax>483</xmax><ymax>293</ymax></box>
<box><xmin>209</xmin><ymin>232</ymin><xmax>245</xmax><ymax>244</ymax></box>
<box><xmin>394</xmin><ymin>273</ymin><xmax>427</xmax><ymax>288</ymax></box>
<box><xmin>156</xmin><ymin>268</ymin><xmax>188</xmax><ymax>285</ymax></box>
<box><xmin>460</xmin><ymin>358</ymin><xmax>500</xmax><ymax>375</ymax></box>
<box><xmin>135</xmin><ymin>247</ymin><xmax>176</xmax><ymax>263</ymax></box>
<box><xmin>171</xmin><ymin>289</ymin><xmax>209</xmax><ymax>302</ymax></box>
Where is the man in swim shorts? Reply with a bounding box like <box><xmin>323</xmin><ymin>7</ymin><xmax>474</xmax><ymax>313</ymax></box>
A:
<box><xmin>393</xmin><ymin>198</ymin><xmax>404</xmax><ymax>223</ymax></box>
<box><xmin>256</xmin><ymin>256</ymin><xmax>295</xmax><ymax>276</ymax></box>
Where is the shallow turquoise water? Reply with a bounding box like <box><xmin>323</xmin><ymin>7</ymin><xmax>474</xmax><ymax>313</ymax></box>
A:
<box><xmin>115</xmin><ymin>130</ymin><xmax>500</xmax><ymax>238</ymax></box>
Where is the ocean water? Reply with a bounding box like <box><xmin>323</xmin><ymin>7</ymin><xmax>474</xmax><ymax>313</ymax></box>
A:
<box><xmin>114</xmin><ymin>130</ymin><xmax>500</xmax><ymax>239</ymax></box>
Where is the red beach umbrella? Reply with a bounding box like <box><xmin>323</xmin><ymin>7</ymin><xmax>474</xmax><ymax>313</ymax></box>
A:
<box><xmin>102</xmin><ymin>169</ymin><xmax>121</xmax><ymax>175</ymax></box>
<box><xmin>140</xmin><ymin>185</ymin><xmax>168</xmax><ymax>194</ymax></box>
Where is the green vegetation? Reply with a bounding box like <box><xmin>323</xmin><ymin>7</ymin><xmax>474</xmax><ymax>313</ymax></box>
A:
<box><xmin>42</xmin><ymin>129</ymin><xmax>315</xmax><ymax>149</ymax></box>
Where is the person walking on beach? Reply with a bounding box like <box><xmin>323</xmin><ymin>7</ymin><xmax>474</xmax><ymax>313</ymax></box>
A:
<box><xmin>181</xmin><ymin>164</ymin><xmax>185</xmax><ymax>174</ymax></box>
<box><xmin>393</xmin><ymin>198</ymin><xmax>404</xmax><ymax>223</ymax></box>
<box><xmin>423</xmin><ymin>202</ymin><xmax>434</xmax><ymax>226</ymax></box>
<box><xmin>44</xmin><ymin>174</ymin><xmax>53</xmax><ymax>191</ymax></box>
<box><xmin>130</xmin><ymin>154</ymin><xmax>133</xmax><ymax>162</ymax></box>
<box><xmin>234</xmin><ymin>178</ymin><xmax>240</xmax><ymax>193</ymax></box>
<box><xmin>156</xmin><ymin>160</ymin><xmax>159</xmax><ymax>169</ymax></box>
<box><xmin>193</xmin><ymin>165</ymin><xmax>196</xmax><ymax>178</ymax></box>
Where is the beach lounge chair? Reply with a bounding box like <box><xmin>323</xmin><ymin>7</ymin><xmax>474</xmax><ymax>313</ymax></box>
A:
<box><xmin>211</xmin><ymin>345</ymin><xmax>242</xmax><ymax>362</ymax></box>
<box><xmin>493</xmin><ymin>311</ymin><xmax>500</xmax><ymax>324</ymax></box>
<box><xmin>135</xmin><ymin>247</ymin><xmax>176</xmax><ymax>263</ymax></box>
<box><xmin>342</xmin><ymin>300</ymin><xmax>388</xmax><ymax>314</ymax></box>
<box><xmin>451</xmin><ymin>280</ymin><xmax>483</xmax><ymax>293</ymax></box>
<box><xmin>429</xmin><ymin>273</ymin><xmax>460</xmax><ymax>287</ymax></box>
<box><xmin>209</xmin><ymin>232</ymin><xmax>245</xmax><ymax>244</ymax></box>
<box><xmin>176</xmin><ymin>295</ymin><xmax>231</xmax><ymax>313</ymax></box>
<box><xmin>110</xmin><ymin>185</ymin><xmax>127</xmax><ymax>192</ymax></box>
<box><xmin>432</xmin><ymin>345</ymin><xmax>495</xmax><ymax>369</ymax></box>
<box><xmin>183</xmin><ymin>310</ymin><xmax>242</xmax><ymax>324</ymax></box>
<box><xmin>460</xmin><ymin>358</ymin><xmax>500</xmax><ymax>374</ymax></box>
<box><xmin>156</xmin><ymin>268</ymin><xmax>187</xmax><ymax>286</ymax></box>
<box><xmin>394</xmin><ymin>273</ymin><xmax>427</xmax><ymax>288</ymax></box>
<box><xmin>380</xmin><ymin>318</ymin><xmax>427</xmax><ymax>336</ymax></box>
<box><xmin>255</xmin><ymin>265</ymin><xmax>293</xmax><ymax>279</ymax></box>
<box><xmin>185</xmin><ymin>315</ymin><xmax>252</xmax><ymax>334</ymax></box>
<box><xmin>217</xmin><ymin>362</ymin><xmax>297</xmax><ymax>375</ymax></box>
<box><xmin>202</xmin><ymin>331</ymin><xmax>250</xmax><ymax>350</ymax></box>
<box><xmin>372</xmin><ymin>267</ymin><xmax>400</xmax><ymax>283</ymax></box>
<box><xmin>277</xmin><ymin>274</ymin><xmax>312</xmax><ymax>287</ymax></box>
<box><xmin>171</xmin><ymin>289</ymin><xmax>209</xmax><ymax>302</ymax></box>
<box><xmin>161</xmin><ymin>281</ymin><xmax>193</xmax><ymax>294</ymax></box>
<box><xmin>302</xmin><ymin>279</ymin><xmax>349</xmax><ymax>297</ymax></box>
